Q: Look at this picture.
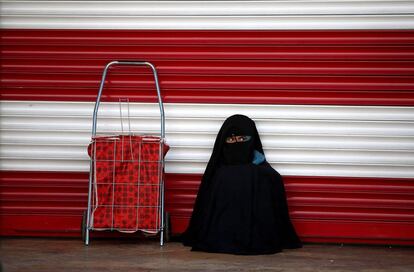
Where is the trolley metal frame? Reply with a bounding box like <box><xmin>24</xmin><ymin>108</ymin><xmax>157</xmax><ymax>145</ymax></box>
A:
<box><xmin>84</xmin><ymin>61</ymin><xmax>166</xmax><ymax>246</ymax></box>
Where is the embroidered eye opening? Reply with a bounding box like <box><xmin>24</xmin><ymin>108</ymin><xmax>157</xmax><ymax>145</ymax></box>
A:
<box><xmin>225</xmin><ymin>135</ymin><xmax>252</xmax><ymax>144</ymax></box>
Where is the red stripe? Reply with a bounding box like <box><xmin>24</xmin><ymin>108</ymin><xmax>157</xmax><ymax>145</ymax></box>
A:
<box><xmin>2</xmin><ymin>171</ymin><xmax>414</xmax><ymax>245</ymax></box>
<box><xmin>3</xmin><ymin>29</ymin><xmax>414</xmax><ymax>45</ymax></box>
<box><xmin>3</xmin><ymin>74</ymin><xmax>414</xmax><ymax>90</ymax></box>
<box><xmin>4</xmin><ymin>45</ymin><xmax>413</xmax><ymax>60</ymax></box>
<box><xmin>2</xmin><ymin>29</ymin><xmax>414</xmax><ymax>106</ymax></box>
<box><xmin>3</xmin><ymin>88</ymin><xmax>414</xmax><ymax>106</ymax></box>
<box><xmin>5</xmin><ymin>59</ymin><xmax>414</xmax><ymax>76</ymax></box>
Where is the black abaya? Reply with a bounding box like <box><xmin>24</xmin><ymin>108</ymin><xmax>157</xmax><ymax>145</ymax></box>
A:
<box><xmin>182</xmin><ymin>115</ymin><xmax>302</xmax><ymax>255</ymax></box>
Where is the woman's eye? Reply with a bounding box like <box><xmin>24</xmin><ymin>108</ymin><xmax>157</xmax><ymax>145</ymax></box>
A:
<box><xmin>226</xmin><ymin>137</ymin><xmax>235</xmax><ymax>143</ymax></box>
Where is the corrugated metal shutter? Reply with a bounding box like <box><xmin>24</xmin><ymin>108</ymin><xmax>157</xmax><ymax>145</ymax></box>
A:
<box><xmin>2</xmin><ymin>0</ymin><xmax>414</xmax><ymax>29</ymax></box>
<box><xmin>1</xmin><ymin>1</ymin><xmax>414</xmax><ymax>244</ymax></box>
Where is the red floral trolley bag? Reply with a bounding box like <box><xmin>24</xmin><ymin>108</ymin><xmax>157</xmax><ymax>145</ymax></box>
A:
<box><xmin>82</xmin><ymin>61</ymin><xmax>169</xmax><ymax>246</ymax></box>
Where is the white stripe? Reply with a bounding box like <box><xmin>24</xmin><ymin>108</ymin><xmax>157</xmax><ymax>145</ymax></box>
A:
<box><xmin>1</xmin><ymin>100</ymin><xmax>413</xmax><ymax>178</ymax></box>
<box><xmin>1</xmin><ymin>1</ymin><xmax>414</xmax><ymax>29</ymax></box>
<box><xmin>3</xmin><ymin>1</ymin><xmax>413</xmax><ymax>16</ymax></box>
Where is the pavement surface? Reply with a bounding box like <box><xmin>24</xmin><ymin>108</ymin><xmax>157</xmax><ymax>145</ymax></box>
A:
<box><xmin>1</xmin><ymin>238</ymin><xmax>414</xmax><ymax>271</ymax></box>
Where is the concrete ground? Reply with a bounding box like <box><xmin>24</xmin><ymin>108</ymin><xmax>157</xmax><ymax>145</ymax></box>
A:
<box><xmin>1</xmin><ymin>238</ymin><xmax>413</xmax><ymax>272</ymax></box>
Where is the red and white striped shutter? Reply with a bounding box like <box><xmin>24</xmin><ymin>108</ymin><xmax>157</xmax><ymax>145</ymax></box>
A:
<box><xmin>1</xmin><ymin>0</ymin><xmax>414</xmax><ymax>245</ymax></box>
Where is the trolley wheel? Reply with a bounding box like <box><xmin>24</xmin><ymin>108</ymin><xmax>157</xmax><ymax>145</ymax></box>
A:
<box><xmin>81</xmin><ymin>210</ymin><xmax>87</xmax><ymax>243</ymax></box>
<box><xmin>164</xmin><ymin>212</ymin><xmax>171</xmax><ymax>243</ymax></box>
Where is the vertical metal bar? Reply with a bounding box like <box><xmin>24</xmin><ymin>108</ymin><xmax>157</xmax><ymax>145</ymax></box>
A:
<box><xmin>160</xmin><ymin>182</ymin><xmax>165</xmax><ymax>246</ymax></box>
<box><xmin>92</xmin><ymin>140</ymin><xmax>99</xmax><ymax>224</ymax></box>
<box><xmin>111</xmin><ymin>139</ymin><xmax>117</xmax><ymax>231</ymax></box>
<box><xmin>145</xmin><ymin>62</ymin><xmax>165</xmax><ymax>139</ymax></box>
<box><xmin>126</xmin><ymin>98</ymin><xmax>132</xmax><ymax>135</ymax></box>
<box><xmin>135</xmin><ymin>139</ymin><xmax>142</xmax><ymax>231</ymax></box>
<box><xmin>143</xmin><ymin>62</ymin><xmax>166</xmax><ymax>245</ymax></box>
<box><xmin>85</xmin><ymin>160</ymin><xmax>92</xmax><ymax>246</ymax></box>
<box><xmin>119</xmin><ymin>99</ymin><xmax>125</xmax><ymax>162</ymax></box>
<box><xmin>86</xmin><ymin>61</ymin><xmax>117</xmax><ymax>245</ymax></box>
<box><xmin>119</xmin><ymin>98</ymin><xmax>124</xmax><ymax>135</ymax></box>
<box><xmin>158</xmin><ymin>139</ymin><xmax>164</xmax><ymax>246</ymax></box>
<box><xmin>92</xmin><ymin>61</ymin><xmax>118</xmax><ymax>137</ymax></box>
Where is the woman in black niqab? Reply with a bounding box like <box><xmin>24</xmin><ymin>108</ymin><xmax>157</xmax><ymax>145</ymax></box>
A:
<box><xmin>182</xmin><ymin>114</ymin><xmax>302</xmax><ymax>255</ymax></box>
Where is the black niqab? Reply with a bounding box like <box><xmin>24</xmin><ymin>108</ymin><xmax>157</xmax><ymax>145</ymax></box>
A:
<box><xmin>182</xmin><ymin>114</ymin><xmax>302</xmax><ymax>255</ymax></box>
<box><xmin>222</xmin><ymin>120</ymin><xmax>256</xmax><ymax>165</ymax></box>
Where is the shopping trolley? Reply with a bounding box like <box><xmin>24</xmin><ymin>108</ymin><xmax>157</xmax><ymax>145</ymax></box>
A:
<box><xmin>82</xmin><ymin>61</ymin><xmax>170</xmax><ymax>246</ymax></box>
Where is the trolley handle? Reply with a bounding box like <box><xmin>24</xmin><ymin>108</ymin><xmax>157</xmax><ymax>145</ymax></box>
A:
<box><xmin>92</xmin><ymin>61</ymin><xmax>165</xmax><ymax>138</ymax></box>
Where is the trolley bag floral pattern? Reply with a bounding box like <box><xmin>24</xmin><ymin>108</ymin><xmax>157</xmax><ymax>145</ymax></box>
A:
<box><xmin>87</xmin><ymin>135</ymin><xmax>169</xmax><ymax>233</ymax></box>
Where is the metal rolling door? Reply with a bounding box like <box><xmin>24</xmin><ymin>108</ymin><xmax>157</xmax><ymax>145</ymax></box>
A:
<box><xmin>1</xmin><ymin>0</ymin><xmax>414</xmax><ymax>244</ymax></box>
